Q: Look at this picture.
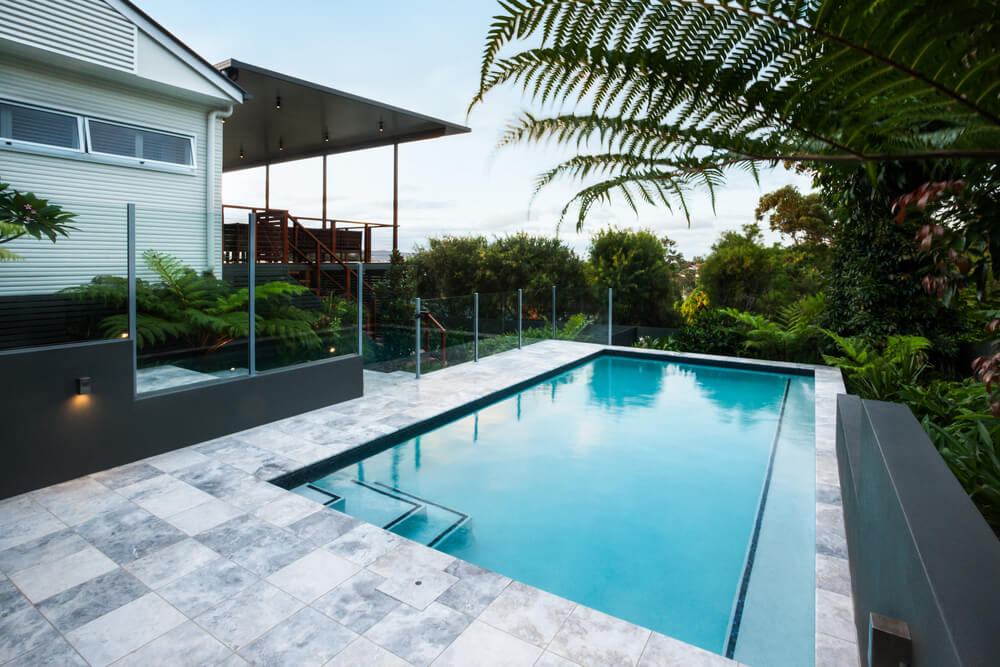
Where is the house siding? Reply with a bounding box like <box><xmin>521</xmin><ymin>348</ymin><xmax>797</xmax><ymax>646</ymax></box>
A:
<box><xmin>0</xmin><ymin>0</ymin><xmax>136</xmax><ymax>73</ymax></box>
<box><xmin>0</xmin><ymin>55</ymin><xmax>223</xmax><ymax>295</ymax></box>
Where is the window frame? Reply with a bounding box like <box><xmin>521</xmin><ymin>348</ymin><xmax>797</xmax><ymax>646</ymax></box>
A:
<box><xmin>0</xmin><ymin>97</ymin><xmax>198</xmax><ymax>175</ymax></box>
<box><xmin>84</xmin><ymin>117</ymin><xmax>197</xmax><ymax>171</ymax></box>
<box><xmin>0</xmin><ymin>99</ymin><xmax>85</xmax><ymax>156</ymax></box>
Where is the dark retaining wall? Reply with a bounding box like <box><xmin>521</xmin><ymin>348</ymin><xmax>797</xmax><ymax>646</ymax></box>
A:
<box><xmin>836</xmin><ymin>395</ymin><xmax>1000</xmax><ymax>666</ymax></box>
<box><xmin>1</xmin><ymin>339</ymin><xmax>362</xmax><ymax>499</ymax></box>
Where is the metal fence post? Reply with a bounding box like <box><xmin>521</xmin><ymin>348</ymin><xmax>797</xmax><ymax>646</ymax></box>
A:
<box><xmin>415</xmin><ymin>297</ymin><xmax>421</xmax><ymax>379</ymax></box>
<box><xmin>517</xmin><ymin>289</ymin><xmax>523</xmax><ymax>349</ymax></box>
<box><xmin>127</xmin><ymin>204</ymin><xmax>136</xmax><ymax>395</ymax></box>
<box><xmin>357</xmin><ymin>263</ymin><xmax>364</xmax><ymax>356</ymax></box>
<box><xmin>551</xmin><ymin>285</ymin><xmax>556</xmax><ymax>339</ymax></box>
<box><xmin>607</xmin><ymin>287</ymin><xmax>613</xmax><ymax>346</ymax></box>
<box><xmin>474</xmin><ymin>292</ymin><xmax>479</xmax><ymax>362</ymax></box>
<box><xmin>248</xmin><ymin>212</ymin><xmax>256</xmax><ymax>375</ymax></box>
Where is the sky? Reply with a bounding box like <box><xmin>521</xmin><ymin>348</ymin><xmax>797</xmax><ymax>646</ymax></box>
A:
<box><xmin>140</xmin><ymin>0</ymin><xmax>813</xmax><ymax>259</ymax></box>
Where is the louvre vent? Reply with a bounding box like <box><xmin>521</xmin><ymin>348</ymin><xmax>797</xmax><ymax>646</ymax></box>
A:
<box><xmin>0</xmin><ymin>0</ymin><xmax>136</xmax><ymax>72</ymax></box>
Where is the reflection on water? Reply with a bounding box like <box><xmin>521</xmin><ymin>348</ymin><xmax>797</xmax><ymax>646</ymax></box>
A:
<box><xmin>300</xmin><ymin>355</ymin><xmax>814</xmax><ymax>659</ymax></box>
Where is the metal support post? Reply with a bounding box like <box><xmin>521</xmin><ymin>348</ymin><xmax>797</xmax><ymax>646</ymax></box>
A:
<box><xmin>517</xmin><ymin>289</ymin><xmax>523</xmax><ymax>349</ymax></box>
<box><xmin>415</xmin><ymin>297</ymin><xmax>421</xmax><ymax>379</ymax></box>
<box><xmin>357</xmin><ymin>264</ymin><xmax>364</xmax><ymax>356</ymax></box>
<box><xmin>607</xmin><ymin>287</ymin><xmax>613</xmax><ymax>346</ymax></box>
<box><xmin>248</xmin><ymin>212</ymin><xmax>256</xmax><ymax>375</ymax></box>
<box><xmin>127</xmin><ymin>204</ymin><xmax>136</xmax><ymax>395</ymax></box>
<box><xmin>551</xmin><ymin>285</ymin><xmax>556</xmax><ymax>339</ymax></box>
<box><xmin>474</xmin><ymin>292</ymin><xmax>479</xmax><ymax>362</ymax></box>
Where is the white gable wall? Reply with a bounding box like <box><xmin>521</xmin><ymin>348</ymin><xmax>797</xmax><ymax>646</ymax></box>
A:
<box><xmin>0</xmin><ymin>56</ymin><xmax>225</xmax><ymax>295</ymax></box>
<box><xmin>0</xmin><ymin>0</ymin><xmax>137</xmax><ymax>73</ymax></box>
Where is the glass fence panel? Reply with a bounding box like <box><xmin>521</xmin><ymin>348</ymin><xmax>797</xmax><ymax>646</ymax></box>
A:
<box><xmin>477</xmin><ymin>291</ymin><xmax>519</xmax><ymax>359</ymax></box>
<box><xmin>0</xmin><ymin>199</ymin><xmax>128</xmax><ymax>353</ymax></box>
<box><xmin>134</xmin><ymin>207</ymin><xmax>249</xmax><ymax>393</ymax></box>
<box><xmin>555</xmin><ymin>286</ymin><xmax>609</xmax><ymax>344</ymax></box>
<box><xmin>363</xmin><ymin>268</ymin><xmax>417</xmax><ymax>378</ymax></box>
<box><xmin>520</xmin><ymin>289</ymin><xmax>551</xmax><ymax>347</ymax></box>
<box><xmin>254</xmin><ymin>262</ymin><xmax>359</xmax><ymax>372</ymax></box>
<box><xmin>420</xmin><ymin>294</ymin><xmax>475</xmax><ymax>374</ymax></box>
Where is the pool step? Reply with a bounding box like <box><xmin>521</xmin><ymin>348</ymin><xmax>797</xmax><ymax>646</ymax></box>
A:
<box><xmin>290</xmin><ymin>477</ymin><xmax>468</xmax><ymax>548</ymax></box>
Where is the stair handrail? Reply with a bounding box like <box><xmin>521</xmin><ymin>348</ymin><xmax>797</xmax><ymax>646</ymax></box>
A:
<box><xmin>420</xmin><ymin>309</ymin><xmax>447</xmax><ymax>365</ymax></box>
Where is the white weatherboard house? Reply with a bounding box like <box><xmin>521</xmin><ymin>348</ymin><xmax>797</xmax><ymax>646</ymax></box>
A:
<box><xmin>0</xmin><ymin>0</ymin><xmax>467</xmax><ymax>300</ymax></box>
<box><xmin>0</xmin><ymin>0</ymin><xmax>244</xmax><ymax>294</ymax></box>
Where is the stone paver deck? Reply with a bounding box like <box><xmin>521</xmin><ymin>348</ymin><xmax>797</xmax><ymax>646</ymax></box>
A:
<box><xmin>0</xmin><ymin>341</ymin><xmax>856</xmax><ymax>666</ymax></box>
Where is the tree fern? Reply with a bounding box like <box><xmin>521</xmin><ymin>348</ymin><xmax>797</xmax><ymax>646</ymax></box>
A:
<box><xmin>472</xmin><ymin>0</ymin><xmax>1000</xmax><ymax>228</ymax></box>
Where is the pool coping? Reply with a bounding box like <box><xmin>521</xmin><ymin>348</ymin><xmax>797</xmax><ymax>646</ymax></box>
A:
<box><xmin>0</xmin><ymin>340</ymin><xmax>857</xmax><ymax>666</ymax></box>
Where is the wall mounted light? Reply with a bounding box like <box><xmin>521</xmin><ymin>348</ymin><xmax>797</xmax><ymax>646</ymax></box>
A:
<box><xmin>239</xmin><ymin>147</ymin><xmax>245</xmax><ymax>159</ymax></box>
<box><xmin>323</xmin><ymin>131</ymin><xmax>329</xmax><ymax>142</ymax></box>
<box><xmin>328</xmin><ymin>346</ymin><xmax>336</xmax><ymax>354</ymax></box>
<box><xmin>119</xmin><ymin>331</ymin><xmax>128</xmax><ymax>339</ymax></box>
<box><xmin>275</xmin><ymin>95</ymin><xmax>281</xmax><ymax>110</ymax></box>
<box><xmin>378</xmin><ymin>120</ymin><xmax>384</xmax><ymax>134</ymax></box>
<box><xmin>278</xmin><ymin>138</ymin><xmax>284</xmax><ymax>151</ymax></box>
<box><xmin>77</xmin><ymin>377</ymin><xmax>92</xmax><ymax>395</ymax></box>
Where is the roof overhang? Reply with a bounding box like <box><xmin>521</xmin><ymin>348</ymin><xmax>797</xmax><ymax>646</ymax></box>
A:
<box><xmin>216</xmin><ymin>59</ymin><xmax>470</xmax><ymax>172</ymax></box>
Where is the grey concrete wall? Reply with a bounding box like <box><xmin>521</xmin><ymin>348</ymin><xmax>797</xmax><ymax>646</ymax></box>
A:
<box><xmin>836</xmin><ymin>395</ymin><xmax>1000</xmax><ymax>666</ymax></box>
<box><xmin>1</xmin><ymin>339</ymin><xmax>362</xmax><ymax>498</ymax></box>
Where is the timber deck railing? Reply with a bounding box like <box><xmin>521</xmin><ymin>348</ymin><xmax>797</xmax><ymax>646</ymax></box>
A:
<box><xmin>221</xmin><ymin>205</ymin><xmax>379</xmax><ymax>332</ymax></box>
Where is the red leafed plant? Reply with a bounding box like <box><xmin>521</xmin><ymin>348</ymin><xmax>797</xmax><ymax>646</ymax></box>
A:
<box><xmin>893</xmin><ymin>179</ymin><xmax>1000</xmax><ymax>417</ymax></box>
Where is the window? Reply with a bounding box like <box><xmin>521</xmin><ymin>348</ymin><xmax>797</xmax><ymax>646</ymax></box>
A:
<box><xmin>87</xmin><ymin>119</ymin><xmax>194</xmax><ymax>167</ymax></box>
<box><xmin>0</xmin><ymin>101</ymin><xmax>82</xmax><ymax>150</ymax></box>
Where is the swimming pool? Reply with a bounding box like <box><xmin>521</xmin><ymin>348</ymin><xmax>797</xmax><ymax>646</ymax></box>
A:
<box><xmin>290</xmin><ymin>354</ymin><xmax>816</xmax><ymax>665</ymax></box>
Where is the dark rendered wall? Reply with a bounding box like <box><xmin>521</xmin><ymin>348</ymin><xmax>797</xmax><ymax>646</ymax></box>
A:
<box><xmin>1</xmin><ymin>339</ymin><xmax>362</xmax><ymax>498</ymax></box>
<box><xmin>836</xmin><ymin>395</ymin><xmax>1000</xmax><ymax>666</ymax></box>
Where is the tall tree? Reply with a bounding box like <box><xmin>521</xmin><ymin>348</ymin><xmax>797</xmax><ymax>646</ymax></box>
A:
<box><xmin>755</xmin><ymin>185</ymin><xmax>833</xmax><ymax>246</ymax></box>
<box><xmin>471</xmin><ymin>1</ymin><xmax>1000</xmax><ymax>229</ymax></box>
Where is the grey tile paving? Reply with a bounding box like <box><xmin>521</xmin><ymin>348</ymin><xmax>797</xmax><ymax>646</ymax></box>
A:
<box><xmin>239</xmin><ymin>607</ymin><xmax>357</xmax><ymax>666</ymax></box>
<box><xmin>375</xmin><ymin>565</ymin><xmax>458</xmax><ymax>610</ymax></box>
<box><xmin>326</xmin><ymin>636</ymin><xmax>412</xmax><ymax>666</ymax></box>
<box><xmin>288</xmin><ymin>507</ymin><xmax>361</xmax><ymax>546</ymax></box>
<box><xmin>0</xmin><ymin>604</ymin><xmax>58</xmax><ymax>663</ymax></box>
<box><xmin>548</xmin><ymin>605</ymin><xmax>651</xmax><ymax>667</ymax></box>
<box><xmin>90</xmin><ymin>462</ymin><xmax>162</xmax><ymax>490</ymax></box>
<box><xmin>313</xmin><ymin>570</ymin><xmax>401</xmax><ymax>634</ymax></box>
<box><xmin>265</xmin><ymin>548</ymin><xmax>361</xmax><ymax>603</ymax></box>
<box><xmin>639</xmin><ymin>631</ymin><xmax>735</xmax><ymax>666</ymax></box>
<box><xmin>0</xmin><ymin>511</ymin><xmax>65</xmax><ymax>552</ymax></box>
<box><xmin>194</xmin><ymin>580</ymin><xmax>303</xmax><ymax>651</ymax></box>
<box><xmin>8</xmin><ymin>545</ymin><xmax>117</xmax><ymax>603</ymax></box>
<box><xmin>0</xmin><ymin>527</ymin><xmax>90</xmax><ymax>575</ymax></box>
<box><xmin>158</xmin><ymin>557</ymin><xmax>258</xmax><ymax>618</ymax></box>
<box><xmin>74</xmin><ymin>504</ymin><xmax>187</xmax><ymax>565</ymax></box>
<box><xmin>816</xmin><ymin>632</ymin><xmax>860</xmax><ymax>667</ymax></box>
<box><xmin>30</xmin><ymin>477</ymin><xmax>131</xmax><ymax>527</ymax></box>
<box><xmin>432</xmin><ymin>619</ymin><xmax>541</xmax><ymax>666</ymax></box>
<box><xmin>478</xmin><ymin>581</ymin><xmax>575</xmax><ymax>648</ymax></box>
<box><xmin>8</xmin><ymin>635</ymin><xmax>88</xmax><ymax>666</ymax></box>
<box><xmin>65</xmin><ymin>592</ymin><xmax>186</xmax><ymax>665</ymax></box>
<box><xmin>124</xmin><ymin>537</ymin><xmax>221</xmax><ymax>589</ymax></box>
<box><xmin>253</xmin><ymin>493</ymin><xmax>322</xmax><ymax>527</ymax></box>
<box><xmin>817</xmin><ymin>554</ymin><xmax>852</xmax><ymax>597</ymax></box>
<box><xmin>327</xmin><ymin>523</ymin><xmax>402</xmax><ymax>567</ymax></box>
<box><xmin>118</xmin><ymin>474</ymin><xmax>216</xmax><ymax>519</ymax></box>
<box><xmin>364</xmin><ymin>602</ymin><xmax>471</xmax><ymax>667</ymax></box>
<box><xmin>437</xmin><ymin>560</ymin><xmax>511</xmax><ymax>617</ymax></box>
<box><xmin>36</xmin><ymin>568</ymin><xmax>148</xmax><ymax>633</ymax></box>
<box><xmin>164</xmin><ymin>497</ymin><xmax>245</xmax><ymax>536</ymax></box>
<box><xmin>816</xmin><ymin>589</ymin><xmax>856</xmax><ymax>644</ymax></box>
<box><xmin>112</xmin><ymin>620</ymin><xmax>232</xmax><ymax>666</ymax></box>
<box><xmin>535</xmin><ymin>652</ymin><xmax>582</xmax><ymax>667</ymax></box>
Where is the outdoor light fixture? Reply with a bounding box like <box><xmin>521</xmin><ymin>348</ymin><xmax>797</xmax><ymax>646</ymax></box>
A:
<box><xmin>279</xmin><ymin>138</ymin><xmax>284</xmax><ymax>151</ymax></box>
<box><xmin>329</xmin><ymin>346</ymin><xmax>336</xmax><ymax>354</ymax></box>
<box><xmin>119</xmin><ymin>331</ymin><xmax>128</xmax><ymax>339</ymax></box>
<box><xmin>378</xmin><ymin>120</ymin><xmax>384</xmax><ymax>134</ymax></box>
<box><xmin>76</xmin><ymin>377</ymin><xmax>92</xmax><ymax>395</ymax></box>
<box><xmin>239</xmin><ymin>147</ymin><xmax>245</xmax><ymax>159</ymax></box>
<box><xmin>323</xmin><ymin>131</ymin><xmax>329</xmax><ymax>142</ymax></box>
<box><xmin>275</xmin><ymin>95</ymin><xmax>281</xmax><ymax>109</ymax></box>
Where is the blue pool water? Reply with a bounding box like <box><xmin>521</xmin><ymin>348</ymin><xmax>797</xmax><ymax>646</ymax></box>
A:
<box><xmin>292</xmin><ymin>355</ymin><xmax>815</xmax><ymax>664</ymax></box>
